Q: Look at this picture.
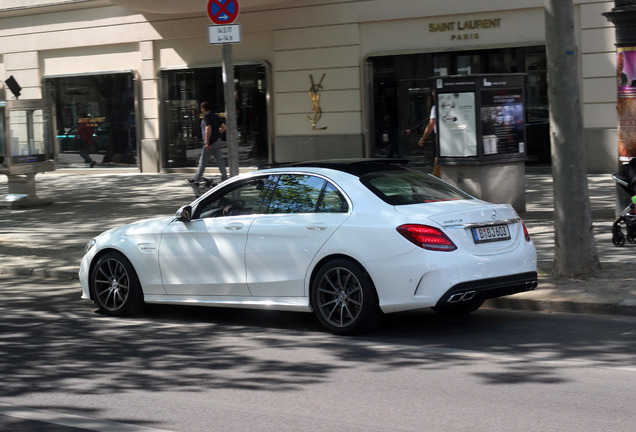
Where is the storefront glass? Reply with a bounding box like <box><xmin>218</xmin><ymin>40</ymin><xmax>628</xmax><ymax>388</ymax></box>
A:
<box><xmin>44</xmin><ymin>73</ymin><xmax>137</xmax><ymax>168</ymax></box>
<box><xmin>0</xmin><ymin>103</ymin><xmax>5</xmax><ymax>164</ymax></box>
<box><xmin>369</xmin><ymin>46</ymin><xmax>548</xmax><ymax>166</ymax></box>
<box><xmin>159</xmin><ymin>64</ymin><xmax>268</xmax><ymax>169</ymax></box>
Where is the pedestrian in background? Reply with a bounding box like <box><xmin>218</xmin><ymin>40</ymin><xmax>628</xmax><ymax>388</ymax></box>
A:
<box><xmin>416</xmin><ymin>104</ymin><xmax>437</xmax><ymax>151</ymax></box>
<box><xmin>190</xmin><ymin>101</ymin><xmax>227</xmax><ymax>183</ymax></box>
<box><xmin>77</xmin><ymin>117</ymin><xmax>96</xmax><ymax>168</ymax></box>
<box><xmin>405</xmin><ymin>93</ymin><xmax>441</xmax><ymax>177</ymax></box>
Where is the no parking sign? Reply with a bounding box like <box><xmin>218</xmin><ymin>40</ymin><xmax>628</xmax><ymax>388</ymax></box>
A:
<box><xmin>207</xmin><ymin>0</ymin><xmax>240</xmax><ymax>25</ymax></box>
<box><xmin>207</xmin><ymin>0</ymin><xmax>241</xmax><ymax>44</ymax></box>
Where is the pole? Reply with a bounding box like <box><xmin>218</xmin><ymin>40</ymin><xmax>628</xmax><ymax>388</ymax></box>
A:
<box><xmin>222</xmin><ymin>43</ymin><xmax>239</xmax><ymax>177</ymax></box>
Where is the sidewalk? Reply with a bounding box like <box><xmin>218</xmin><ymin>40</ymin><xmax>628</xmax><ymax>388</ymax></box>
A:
<box><xmin>1</xmin><ymin>169</ymin><xmax>635</xmax><ymax>317</ymax></box>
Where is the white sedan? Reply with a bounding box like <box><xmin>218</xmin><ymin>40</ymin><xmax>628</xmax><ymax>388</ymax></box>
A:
<box><xmin>79</xmin><ymin>160</ymin><xmax>537</xmax><ymax>334</ymax></box>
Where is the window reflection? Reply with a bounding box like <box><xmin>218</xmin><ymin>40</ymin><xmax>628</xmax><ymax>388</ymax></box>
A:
<box><xmin>369</xmin><ymin>46</ymin><xmax>549</xmax><ymax>166</ymax></box>
<box><xmin>198</xmin><ymin>178</ymin><xmax>267</xmax><ymax>218</ymax></box>
<box><xmin>160</xmin><ymin>65</ymin><xmax>269</xmax><ymax>169</ymax></box>
<box><xmin>44</xmin><ymin>73</ymin><xmax>136</xmax><ymax>167</ymax></box>
<box><xmin>267</xmin><ymin>175</ymin><xmax>348</xmax><ymax>214</ymax></box>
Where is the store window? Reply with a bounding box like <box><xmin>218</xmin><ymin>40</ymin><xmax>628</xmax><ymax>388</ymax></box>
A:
<box><xmin>368</xmin><ymin>46</ymin><xmax>548</xmax><ymax>166</ymax></box>
<box><xmin>0</xmin><ymin>102</ymin><xmax>5</xmax><ymax>164</ymax></box>
<box><xmin>44</xmin><ymin>73</ymin><xmax>137</xmax><ymax>168</ymax></box>
<box><xmin>159</xmin><ymin>64</ymin><xmax>268</xmax><ymax>169</ymax></box>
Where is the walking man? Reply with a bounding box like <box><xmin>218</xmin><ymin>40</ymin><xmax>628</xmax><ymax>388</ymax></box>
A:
<box><xmin>190</xmin><ymin>101</ymin><xmax>227</xmax><ymax>183</ymax></box>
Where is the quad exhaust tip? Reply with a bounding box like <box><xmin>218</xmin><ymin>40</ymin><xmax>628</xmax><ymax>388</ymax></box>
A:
<box><xmin>446</xmin><ymin>280</ymin><xmax>537</xmax><ymax>304</ymax></box>
<box><xmin>447</xmin><ymin>291</ymin><xmax>476</xmax><ymax>303</ymax></box>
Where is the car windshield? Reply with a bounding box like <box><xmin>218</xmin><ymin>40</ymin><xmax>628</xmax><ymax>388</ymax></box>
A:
<box><xmin>360</xmin><ymin>168</ymin><xmax>472</xmax><ymax>205</ymax></box>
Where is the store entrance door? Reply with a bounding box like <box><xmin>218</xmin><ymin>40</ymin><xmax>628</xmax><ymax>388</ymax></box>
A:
<box><xmin>160</xmin><ymin>64</ymin><xmax>269</xmax><ymax>170</ymax></box>
<box><xmin>44</xmin><ymin>72</ymin><xmax>137</xmax><ymax>169</ymax></box>
<box><xmin>368</xmin><ymin>46</ymin><xmax>549</xmax><ymax>168</ymax></box>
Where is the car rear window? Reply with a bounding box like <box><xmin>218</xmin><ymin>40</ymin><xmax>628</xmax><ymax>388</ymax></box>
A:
<box><xmin>360</xmin><ymin>169</ymin><xmax>472</xmax><ymax>205</ymax></box>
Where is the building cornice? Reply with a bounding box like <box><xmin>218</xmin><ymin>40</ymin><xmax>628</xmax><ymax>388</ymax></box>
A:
<box><xmin>0</xmin><ymin>0</ymin><xmax>112</xmax><ymax>18</ymax></box>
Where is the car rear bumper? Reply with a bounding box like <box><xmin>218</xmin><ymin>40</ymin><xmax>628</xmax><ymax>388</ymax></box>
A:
<box><xmin>434</xmin><ymin>271</ymin><xmax>538</xmax><ymax>307</ymax></box>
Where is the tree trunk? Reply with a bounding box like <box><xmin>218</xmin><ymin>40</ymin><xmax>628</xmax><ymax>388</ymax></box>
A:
<box><xmin>544</xmin><ymin>0</ymin><xmax>601</xmax><ymax>277</ymax></box>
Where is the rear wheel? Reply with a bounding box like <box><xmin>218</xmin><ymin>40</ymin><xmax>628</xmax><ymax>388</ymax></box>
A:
<box><xmin>312</xmin><ymin>259</ymin><xmax>382</xmax><ymax>335</ymax></box>
<box><xmin>90</xmin><ymin>251</ymin><xmax>143</xmax><ymax>316</ymax></box>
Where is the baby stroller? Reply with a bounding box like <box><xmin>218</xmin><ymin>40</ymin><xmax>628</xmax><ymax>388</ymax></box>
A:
<box><xmin>611</xmin><ymin>158</ymin><xmax>636</xmax><ymax>246</ymax></box>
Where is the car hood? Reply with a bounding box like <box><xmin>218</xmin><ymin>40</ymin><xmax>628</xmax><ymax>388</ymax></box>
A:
<box><xmin>393</xmin><ymin>199</ymin><xmax>519</xmax><ymax>226</ymax></box>
<box><xmin>98</xmin><ymin>215</ymin><xmax>176</xmax><ymax>239</ymax></box>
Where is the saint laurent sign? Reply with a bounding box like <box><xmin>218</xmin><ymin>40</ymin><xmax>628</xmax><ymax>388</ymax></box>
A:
<box><xmin>429</xmin><ymin>18</ymin><xmax>502</xmax><ymax>41</ymax></box>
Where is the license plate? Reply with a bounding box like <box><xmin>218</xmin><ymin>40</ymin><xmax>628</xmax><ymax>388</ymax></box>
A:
<box><xmin>472</xmin><ymin>224</ymin><xmax>511</xmax><ymax>243</ymax></box>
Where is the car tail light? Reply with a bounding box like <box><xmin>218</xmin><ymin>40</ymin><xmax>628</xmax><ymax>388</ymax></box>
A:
<box><xmin>522</xmin><ymin>220</ymin><xmax>531</xmax><ymax>242</ymax></box>
<box><xmin>397</xmin><ymin>224</ymin><xmax>457</xmax><ymax>251</ymax></box>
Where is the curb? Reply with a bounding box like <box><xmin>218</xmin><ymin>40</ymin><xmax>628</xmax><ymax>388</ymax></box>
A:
<box><xmin>485</xmin><ymin>296</ymin><xmax>636</xmax><ymax>317</ymax></box>
<box><xmin>0</xmin><ymin>266</ymin><xmax>78</xmax><ymax>280</ymax></box>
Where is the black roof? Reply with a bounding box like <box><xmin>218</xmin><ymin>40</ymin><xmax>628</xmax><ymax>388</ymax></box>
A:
<box><xmin>260</xmin><ymin>158</ymin><xmax>411</xmax><ymax>176</ymax></box>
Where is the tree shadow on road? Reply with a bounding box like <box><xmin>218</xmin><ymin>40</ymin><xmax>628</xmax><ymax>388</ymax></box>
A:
<box><xmin>2</xmin><ymin>276</ymin><xmax>635</xmax><ymax>406</ymax></box>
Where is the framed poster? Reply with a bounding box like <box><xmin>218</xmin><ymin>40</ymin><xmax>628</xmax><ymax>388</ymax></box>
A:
<box><xmin>480</xmin><ymin>89</ymin><xmax>525</xmax><ymax>155</ymax></box>
<box><xmin>617</xmin><ymin>47</ymin><xmax>636</xmax><ymax>163</ymax></box>
<box><xmin>438</xmin><ymin>92</ymin><xmax>477</xmax><ymax>157</ymax></box>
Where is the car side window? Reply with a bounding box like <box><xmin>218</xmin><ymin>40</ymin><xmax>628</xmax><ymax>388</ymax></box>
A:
<box><xmin>197</xmin><ymin>177</ymin><xmax>267</xmax><ymax>218</ymax></box>
<box><xmin>318</xmin><ymin>182</ymin><xmax>348</xmax><ymax>213</ymax></box>
<box><xmin>265</xmin><ymin>174</ymin><xmax>348</xmax><ymax>214</ymax></box>
<box><xmin>266</xmin><ymin>175</ymin><xmax>325</xmax><ymax>214</ymax></box>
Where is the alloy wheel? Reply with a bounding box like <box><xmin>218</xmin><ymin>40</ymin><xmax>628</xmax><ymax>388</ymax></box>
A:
<box><xmin>316</xmin><ymin>266</ymin><xmax>364</xmax><ymax>329</ymax></box>
<box><xmin>93</xmin><ymin>257</ymin><xmax>132</xmax><ymax>312</ymax></box>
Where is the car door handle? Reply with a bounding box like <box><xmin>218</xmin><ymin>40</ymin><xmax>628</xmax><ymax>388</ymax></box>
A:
<box><xmin>306</xmin><ymin>223</ymin><xmax>327</xmax><ymax>231</ymax></box>
<box><xmin>224</xmin><ymin>222</ymin><xmax>244</xmax><ymax>231</ymax></box>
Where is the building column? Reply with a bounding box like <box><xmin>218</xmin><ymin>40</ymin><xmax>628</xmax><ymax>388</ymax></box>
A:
<box><xmin>139</xmin><ymin>41</ymin><xmax>159</xmax><ymax>173</ymax></box>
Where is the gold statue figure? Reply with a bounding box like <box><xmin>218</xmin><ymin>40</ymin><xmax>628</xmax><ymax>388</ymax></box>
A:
<box><xmin>308</xmin><ymin>73</ymin><xmax>327</xmax><ymax>130</ymax></box>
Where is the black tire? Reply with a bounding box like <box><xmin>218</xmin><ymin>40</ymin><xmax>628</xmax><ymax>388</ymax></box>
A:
<box><xmin>613</xmin><ymin>219</ymin><xmax>626</xmax><ymax>247</ymax></box>
<box><xmin>90</xmin><ymin>251</ymin><xmax>143</xmax><ymax>316</ymax></box>
<box><xmin>311</xmin><ymin>259</ymin><xmax>382</xmax><ymax>335</ymax></box>
<box><xmin>432</xmin><ymin>298</ymin><xmax>485</xmax><ymax>316</ymax></box>
<box><xmin>613</xmin><ymin>232</ymin><xmax>626</xmax><ymax>247</ymax></box>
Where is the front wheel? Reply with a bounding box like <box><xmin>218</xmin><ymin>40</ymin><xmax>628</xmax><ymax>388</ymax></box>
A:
<box><xmin>312</xmin><ymin>259</ymin><xmax>382</xmax><ymax>335</ymax></box>
<box><xmin>90</xmin><ymin>251</ymin><xmax>143</xmax><ymax>316</ymax></box>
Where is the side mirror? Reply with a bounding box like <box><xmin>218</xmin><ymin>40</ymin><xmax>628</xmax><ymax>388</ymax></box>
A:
<box><xmin>175</xmin><ymin>205</ymin><xmax>192</xmax><ymax>222</ymax></box>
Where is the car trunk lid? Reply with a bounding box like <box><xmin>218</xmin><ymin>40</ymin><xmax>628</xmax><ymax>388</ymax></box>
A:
<box><xmin>394</xmin><ymin>200</ymin><xmax>525</xmax><ymax>254</ymax></box>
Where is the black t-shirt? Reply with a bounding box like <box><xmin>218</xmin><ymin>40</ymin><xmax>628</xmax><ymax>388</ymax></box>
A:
<box><xmin>201</xmin><ymin>112</ymin><xmax>221</xmax><ymax>144</ymax></box>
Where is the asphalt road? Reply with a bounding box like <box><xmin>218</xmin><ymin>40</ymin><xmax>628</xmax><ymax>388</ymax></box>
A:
<box><xmin>1</xmin><ymin>275</ymin><xmax>636</xmax><ymax>432</ymax></box>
